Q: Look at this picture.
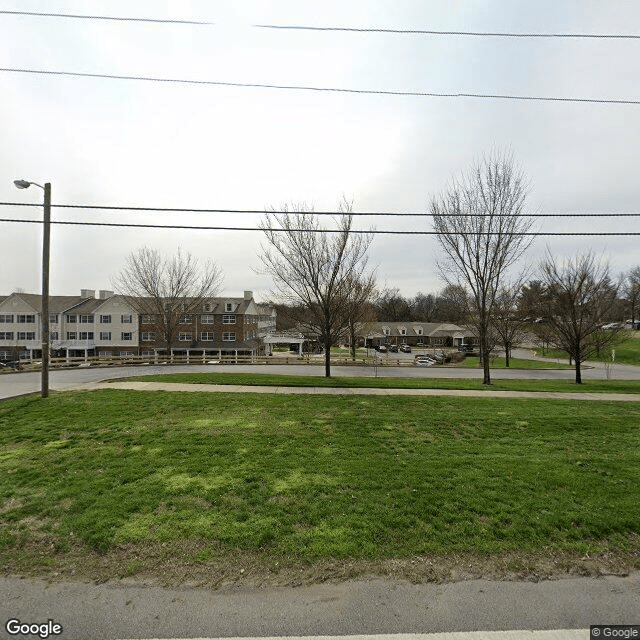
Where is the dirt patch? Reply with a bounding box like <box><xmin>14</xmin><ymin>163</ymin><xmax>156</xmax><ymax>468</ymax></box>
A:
<box><xmin>1</xmin><ymin>539</ymin><xmax>638</xmax><ymax>589</ymax></box>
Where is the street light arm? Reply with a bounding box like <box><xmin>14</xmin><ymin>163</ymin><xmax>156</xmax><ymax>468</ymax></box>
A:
<box><xmin>14</xmin><ymin>179</ymin><xmax>45</xmax><ymax>190</ymax></box>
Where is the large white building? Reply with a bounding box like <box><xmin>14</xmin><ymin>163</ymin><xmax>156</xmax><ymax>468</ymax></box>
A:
<box><xmin>0</xmin><ymin>290</ymin><xmax>276</xmax><ymax>362</ymax></box>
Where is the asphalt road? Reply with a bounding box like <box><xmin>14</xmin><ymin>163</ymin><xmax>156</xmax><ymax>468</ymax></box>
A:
<box><xmin>1</xmin><ymin>573</ymin><xmax>639</xmax><ymax>640</ymax></box>
<box><xmin>1</xmin><ymin>354</ymin><xmax>640</xmax><ymax>400</ymax></box>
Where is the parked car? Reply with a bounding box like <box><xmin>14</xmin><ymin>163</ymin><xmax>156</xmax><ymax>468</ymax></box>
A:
<box><xmin>458</xmin><ymin>344</ymin><xmax>475</xmax><ymax>352</ymax></box>
<box><xmin>376</xmin><ymin>345</ymin><xmax>387</xmax><ymax>353</ymax></box>
<box><xmin>415</xmin><ymin>356</ymin><xmax>434</xmax><ymax>367</ymax></box>
<box><xmin>399</xmin><ymin>344</ymin><xmax>412</xmax><ymax>353</ymax></box>
<box><xmin>388</xmin><ymin>344</ymin><xmax>399</xmax><ymax>353</ymax></box>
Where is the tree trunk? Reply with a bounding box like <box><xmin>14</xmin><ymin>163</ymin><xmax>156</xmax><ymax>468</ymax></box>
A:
<box><xmin>324</xmin><ymin>333</ymin><xmax>331</xmax><ymax>378</ymax></box>
<box><xmin>575</xmin><ymin>357</ymin><xmax>582</xmax><ymax>384</ymax></box>
<box><xmin>481</xmin><ymin>329</ymin><xmax>491</xmax><ymax>385</ymax></box>
<box><xmin>505</xmin><ymin>344</ymin><xmax>510</xmax><ymax>368</ymax></box>
<box><xmin>350</xmin><ymin>324</ymin><xmax>356</xmax><ymax>361</ymax></box>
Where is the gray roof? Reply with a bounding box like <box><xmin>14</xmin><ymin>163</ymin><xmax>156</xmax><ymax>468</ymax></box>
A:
<box><xmin>365</xmin><ymin>321</ymin><xmax>467</xmax><ymax>338</ymax></box>
<box><xmin>122</xmin><ymin>295</ymin><xmax>256</xmax><ymax>314</ymax></box>
<box><xmin>6</xmin><ymin>293</ymin><xmax>90</xmax><ymax>314</ymax></box>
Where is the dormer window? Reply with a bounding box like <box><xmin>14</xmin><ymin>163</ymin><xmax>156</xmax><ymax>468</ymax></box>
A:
<box><xmin>382</xmin><ymin>326</ymin><xmax>390</xmax><ymax>336</ymax></box>
<box><xmin>204</xmin><ymin>303</ymin><xmax>213</xmax><ymax>312</ymax></box>
<box><xmin>399</xmin><ymin>326</ymin><xmax>407</xmax><ymax>336</ymax></box>
<box><xmin>225</xmin><ymin>303</ymin><xmax>234</xmax><ymax>312</ymax></box>
<box><xmin>416</xmin><ymin>327</ymin><xmax>423</xmax><ymax>336</ymax></box>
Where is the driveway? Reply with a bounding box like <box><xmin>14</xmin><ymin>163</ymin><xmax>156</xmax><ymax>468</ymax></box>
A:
<box><xmin>2</xmin><ymin>358</ymin><xmax>640</xmax><ymax>400</ymax></box>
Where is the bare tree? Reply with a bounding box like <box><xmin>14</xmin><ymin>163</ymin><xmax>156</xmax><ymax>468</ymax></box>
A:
<box><xmin>113</xmin><ymin>247</ymin><xmax>223</xmax><ymax>355</ymax></box>
<box><xmin>259</xmin><ymin>201</ymin><xmax>374</xmax><ymax>377</ymax></box>
<box><xmin>431</xmin><ymin>152</ymin><xmax>534</xmax><ymax>384</ymax></box>
<box><xmin>539</xmin><ymin>252</ymin><xmax>621</xmax><ymax>383</ymax></box>
<box><xmin>374</xmin><ymin>288</ymin><xmax>412</xmax><ymax>321</ymax></box>
<box><xmin>338</xmin><ymin>276</ymin><xmax>377</xmax><ymax>360</ymax></box>
<box><xmin>623</xmin><ymin>266</ymin><xmax>640</xmax><ymax>329</ymax></box>
<box><xmin>436</xmin><ymin>283</ymin><xmax>470</xmax><ymax>325</ymax></box>
<box><xmin>491</xmin><ymin>281</ymin><xmax>529</xmax><ymax>367</ymax></box>
<box><xmin>410</xmin><ymin>292</ymin><xmax>439</xmax><ymax>321</ymax></box>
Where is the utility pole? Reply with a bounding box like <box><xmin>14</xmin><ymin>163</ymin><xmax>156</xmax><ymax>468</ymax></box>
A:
<box><xmin>14</xmin><ymin>179</ymin><xmax>51</xmax><ymax>398</ymax></box>
<box><xmin>41</xmin><ymin>183</ymin><xmax>51</xmax><ymax>398</ymax></box>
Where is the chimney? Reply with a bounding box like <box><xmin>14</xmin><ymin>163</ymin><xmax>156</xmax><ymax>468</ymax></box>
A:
<box><xmin>99</xmin><ymin>290</ymin><xmax>114</xmax><ymax>300</ymax></box>
<box><xmin>244</xmin><ymin>290</ymin><xmax>253</xmax><ymax>301</ymax></box>
<box><xmin>80</xmin><ymin>289</ymin><xmax>95</xmax><ymax>298</ymax></box>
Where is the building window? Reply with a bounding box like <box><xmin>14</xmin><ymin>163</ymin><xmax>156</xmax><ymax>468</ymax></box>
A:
<box><xmin>50</xmin><ymin>331</ymin><xmax>59</xmax><ymax>340</ymax></box>
<box><xmin>225</xmin><ymin>303</ymin><xmax>234</xmax><ymax>312</ymax></box>
<box><xmin>121</xmin><ymin>314</ymin><xmax>132</xmax><ymax>324</ymax></box>
<box><xmin>382</xmin><ymin>327</ymin><xmax>390</xmax><ymax>336</ymax></box>
<box><xmin>201</xmin><ymin>332</ymin><xmax>215</xmax><ymax>341</ymax></box>
<box><xmin>17</xmin><ymin>332</ymin><xmax>36</xmax><ymax>340</ymax></box>
<box><xmin>99</xmin><ymin>315</ymin><xmax>111</xmax><ymax>323</ymax></box>
<box><xmin>66</xmin><ymin>314</ymin><xmax>77</xmax><ymax>323</ymax></box>
<box><xmin>203</xmin><ymin>303</ymin><xmax>213</xmax><ymax>312</ymax></box>
<box><xmin>79</xmin><ymin>315</ymin><xmax>94</xmax><ymax>323</ymax></box>
<box><xmin>119</xmin><ymin>351</ymin><xmax>134</xmax><ymax>357</ymax></box>
<box><xmin>99</xmin><ymin>332</ymin><xmax>111</xmax><ymax>340</ymax></box>
<box><xmin>49</xmin><ymin>314</ymin><xmax>59</xmax><ymax>324</ymax></box>
<box><xmin>222</xmin><ymin>332</ymin><xmax>236</xmax><ymax>341</ymax></box>
<box><xmin>222</xmin><ymin>314</ymin><xmax>236</xmax><ymax>324</ymax></box>
<box><xmin>17</xmin><ymin>314</ymin><xmax>35</xmax><ymax>323</ymax></box>
<box><xmin>141</xmin><ymin>350</ymin><xmax>155</xmax><ymax>357</ymax></box>
<box><xmin>121</xmin><ymin>332</ymin><xmax>133</xmax><ymax>341</ymax></box>
<box><xmin>79</xmin><ymin>332</ymin><xmax>94</xmax><ymax>340</ymax></box>
<box><xmin>0</xmin><ymin>315</ymin><xmax>13</xmax><ymax>323</ymax></box>
<box><xmin>178</xmin><ymin>332</ymin><xmax>193</xmax><ymax>341</ymax></box>
<box><xmin>141</xmin><ymin>314</ymin><xmax>155</xmax><ymax>324</ymax></box>
<box><xmin>0</xmin><ymin>351</ymin><xmax>11</xmax><ymax>359</ymax></box>
<box><xmin>141</xmin><ymin>332</ymin><xmax>156</xmax><ymax>341</ymax></box>
<box><xmin>201</xmin><ymin>314</ymin><xmax>214</xmax><ymax>324</ymax></box>
<box><xmin>67</xmin><ymin>331</ymin><xmax>77</xmax><ymax>340</ymax></box>
<box><xmin>400</xmin><ymin>327</ymin><xmax>406</xmax><ymax>336</ymax></box>
<box><xmin>98</xmin><ymin>351</ymin><xmax>110</xmax><ymax>357</ymax></box>
<box><xmin>0</xmin><ymin>332</ymin><xmax>14</xmax><ymax>340</ymax></box>
<box><xmin>416</xmin><ymin>328</ymin><xmax>423</xmax><ymax>336</ymax></box>
<box><xmin>179</xmin><ymin>315</ymin><xmax>193</xmax><ymax>324</ymax></box>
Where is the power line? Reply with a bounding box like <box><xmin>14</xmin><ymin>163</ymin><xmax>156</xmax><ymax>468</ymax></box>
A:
<box><xmin>2</xmin><ymin>202</ymin><xmax>640</xmax><ymax>217</ymax></box>
<box><xmin>1</xmin><ymin>67</ymin><xmax>639</xmax><ymax>106</ymax></box>
<box><xmin>255</xmin><ymin>24</ymin><xmax>640</xmax><ymax>40</ymax></box>
<box><xmin>2</xmin><ymin>11</ymin><xmax>638</xmax><ymax>40</ymax></box>
<box><xmin>0</xmin><ymin>10</ymin><xmax>213</xmax><ymax>25</ymax></box>
<box><xmin>1</xmin><ymin>218</ymin><xmax>638</xmax><ymax>236</ymax></box>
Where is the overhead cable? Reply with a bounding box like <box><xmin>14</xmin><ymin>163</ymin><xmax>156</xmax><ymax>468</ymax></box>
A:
<box><xmin>254</xmin><ymin>24</ymin><xmax>640</xmax><ymax>40</ymax></box>
<box><xmin>1</xmin><ymin>218</ymin><xmax>638</xmax><ymax>236</ymax></box>
<box><xmin>1</xmin><ymin>67</ymin><xmax>638</xmax><ymax>105</ymax></box>
<box><xmin>1</xmin><ymin>202</ymin><xmax>640</xmax><ymax>217</ymax></box>
<box><xmin>0</xmin><ymin>10</ymin><xmax>213</xmax><ymax>25</ymax></box>
<box><xmin>1</xmin><ymin>11</ymin><xmax>638</xmax><ymax>39</ymax></box>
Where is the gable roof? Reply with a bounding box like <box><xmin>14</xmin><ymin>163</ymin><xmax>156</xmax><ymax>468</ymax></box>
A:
<box><xmin>0</xmin><ymin>292</ymin><xmax>90</xmax><ymax>314</ymax></box>
<box><xmin>363</xmin><ymin>321</ymin><xmax>468</xmax><ymax>338</ymax></box>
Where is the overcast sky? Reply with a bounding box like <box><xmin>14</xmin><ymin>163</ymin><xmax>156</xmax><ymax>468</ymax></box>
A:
<box><xmin>1</xmin><ymin>0</ymin><xmax>639</xmax><ymax>301</ymax></box>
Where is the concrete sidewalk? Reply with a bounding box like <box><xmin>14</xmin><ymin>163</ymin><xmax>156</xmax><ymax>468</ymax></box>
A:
<box><xmin>76</xmin><ymin>380</ymin><xmax>640</xmax><ymax>401</ymax></box>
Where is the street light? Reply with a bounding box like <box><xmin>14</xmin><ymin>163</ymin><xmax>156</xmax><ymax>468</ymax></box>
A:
<box><xmin>14</xmin><ymin>179</ymin><xmax>51</xmax><ymax>398</ymax></box>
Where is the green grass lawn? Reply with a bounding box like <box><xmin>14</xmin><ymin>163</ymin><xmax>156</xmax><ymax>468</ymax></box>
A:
<box><xmin>538</xmin><ymin>332</ymin><xmax>640</xmax><ymax>366</ymax></box>
<box><xmin>1</xmin><ymin>390</ymin><xmax>639</xmax><ymax>570</ymax></box>
<box><xmin>454</xmin><ymin>357</ymin><xmax>572</xmax><ymax>370</ymax></box>
<box><xmin>123</xmin><ymin>372</ymin><xmax>640</xmax><ymax>394</ymax></box>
